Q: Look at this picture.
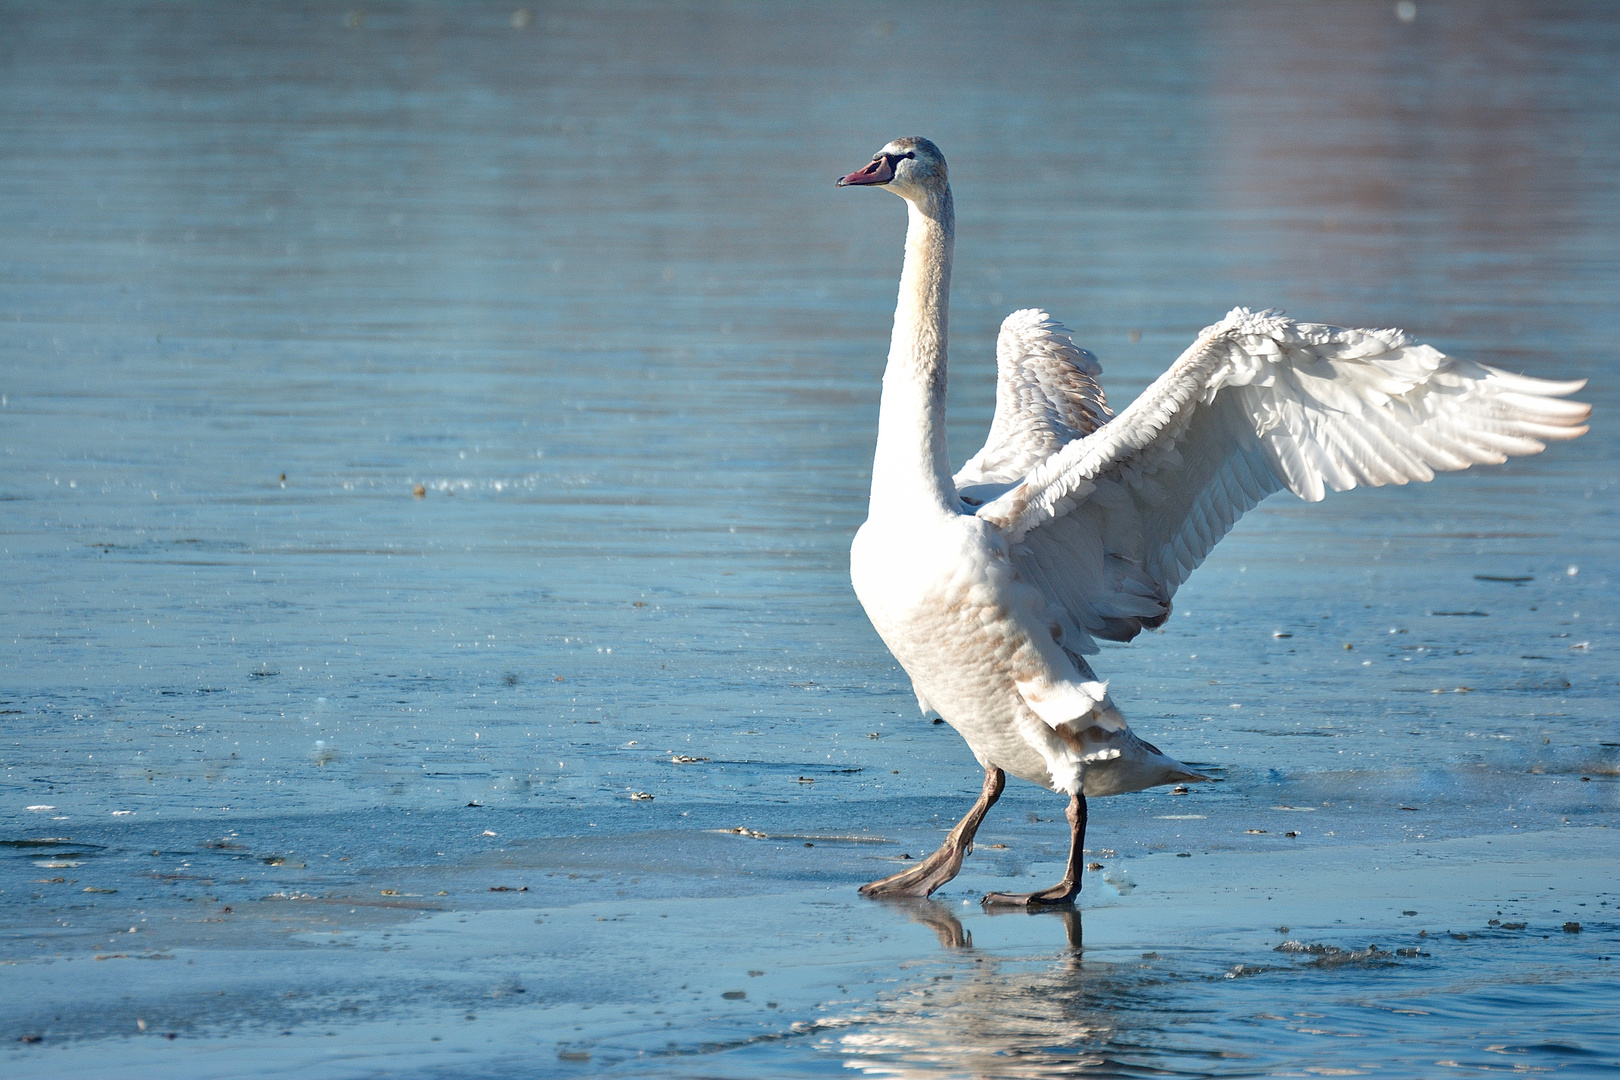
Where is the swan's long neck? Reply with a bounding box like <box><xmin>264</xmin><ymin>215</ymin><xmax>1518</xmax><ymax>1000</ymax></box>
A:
<box><xmin>869</xmin><ymin>188</ymin><xmax>956</xmax><ymax>519</ymax></box>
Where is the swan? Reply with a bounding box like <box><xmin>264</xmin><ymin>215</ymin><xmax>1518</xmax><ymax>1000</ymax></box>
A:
<box><xmin>836</xmin><ymin>137</ymin><xmax>1590</xmax><ymax>906</ymax></box>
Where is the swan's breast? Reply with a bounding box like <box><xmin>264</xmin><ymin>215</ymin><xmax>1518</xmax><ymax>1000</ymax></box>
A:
<box><xmin>850</xmin><ymin>515</ymin><xmax>1053</xmax><ymax>761</ymax></box>
<box><xmin>850</xmin><ymin>514</ymin><xmax>1006</xmax><ymax>637</ymax></box>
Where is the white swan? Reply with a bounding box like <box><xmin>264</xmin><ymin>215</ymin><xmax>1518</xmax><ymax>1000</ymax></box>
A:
<box><xmin>836</xmin><ymin>137</ymin><xmax>1590</xmax><ymax>906</ymax></box>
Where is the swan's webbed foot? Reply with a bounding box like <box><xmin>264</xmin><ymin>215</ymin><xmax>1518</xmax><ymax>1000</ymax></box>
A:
<box><xmin>858</xmin><ymin>765</ymin><xmax>1004</xmax><ymax>900</ymax></box>
<box><xmin>981</xmin><ymin>879</ymin><xmax>1079</xmax><ymax>908</ymax></box>
<box><xmin>981</xmin><ymin>792</ymin><xmax>1087</xmax><ymax>909</ymax></box>
<box><xmin>859</xmin><ymin>842</ymin><xmax>971</xmax><ymax>899</ymax></box>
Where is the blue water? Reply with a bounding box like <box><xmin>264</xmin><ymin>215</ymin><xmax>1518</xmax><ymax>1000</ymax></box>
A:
<box><xmin>2</xmin><ymin>2</ymin><xmax>1616</xmax><ymax>1077</ymax></box>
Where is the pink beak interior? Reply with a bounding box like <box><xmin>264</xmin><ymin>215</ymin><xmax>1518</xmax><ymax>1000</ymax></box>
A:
<box><xmin>836</xmin><ymin>156</ymin><xmax>894</xmax><ymax>187</ymax></box>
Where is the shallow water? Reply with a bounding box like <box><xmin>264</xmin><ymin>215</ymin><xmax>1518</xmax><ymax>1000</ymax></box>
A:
<box><xmin>2</xmin><ymin>2</ymin><xmax>1617</xmax><ymax>1077</ymax></box>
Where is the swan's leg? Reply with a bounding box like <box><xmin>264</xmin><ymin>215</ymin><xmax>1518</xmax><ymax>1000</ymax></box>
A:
<box><xmin>982</xmin><ymin>792</ymin><xmax>1087</xmax><ymax>907</ymax></box>
<box><xmin>859</xmin><ymin>765</ymin><xmax>1005</xmax><ymax>899</ymax></box>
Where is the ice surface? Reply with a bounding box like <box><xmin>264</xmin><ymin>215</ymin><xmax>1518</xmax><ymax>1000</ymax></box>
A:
<box><xmin>2</xmin><ymin>3</ymin><xmax>1616</xmax><ymax>1077</ymax></box>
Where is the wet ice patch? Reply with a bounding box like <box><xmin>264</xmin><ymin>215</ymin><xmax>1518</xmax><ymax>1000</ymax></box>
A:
<box><xmin>1102</xmin><ymin>867</ymin><xmax>1135</xmax><ymax>894</ymax></box>
<box><xmin>1274</xmin><ymin>941</ymin><xmax>1399</xmax><ymax>969</ymax></box>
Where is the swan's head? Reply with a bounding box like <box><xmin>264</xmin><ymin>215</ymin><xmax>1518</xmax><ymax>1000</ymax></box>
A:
<box><xmin>836</xmin><ymin>137</ymin><xmax>947</xmax><ymax>201</ymax></box>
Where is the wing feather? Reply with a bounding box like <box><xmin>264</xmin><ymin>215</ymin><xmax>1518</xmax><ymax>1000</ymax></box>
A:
<box><xmin>955</xmin><ymin>309</ymin><xmax>1111</xmax><ymax>497</ymax></box>
<box><xmin>975</xmin><ymin>307</ymin><xmax>1588</xmax><ymax>644</ymax></box>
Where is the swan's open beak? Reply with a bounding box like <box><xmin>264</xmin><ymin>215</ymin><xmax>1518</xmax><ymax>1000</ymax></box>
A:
<box><xmin>836</xmin><ymin>156</ymin><xmax>894</xmax><ymax>187</ymax></box>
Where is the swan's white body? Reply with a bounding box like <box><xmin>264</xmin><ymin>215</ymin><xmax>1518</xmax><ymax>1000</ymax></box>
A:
<box><xmin>844</xmin><ymin>138</ymin><xmax>1590</xmax><ymax>804</ymax></box>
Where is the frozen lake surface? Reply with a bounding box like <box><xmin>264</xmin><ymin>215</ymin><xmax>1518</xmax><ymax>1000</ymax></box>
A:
<box><xmin>2</xmin><ymin>3</ymin><xmax>1617</xmax><ymax>1077</ymax></box>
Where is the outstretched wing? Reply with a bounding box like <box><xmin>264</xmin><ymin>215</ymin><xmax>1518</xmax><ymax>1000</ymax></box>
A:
<box><xmin>979</xmin><ymin>307</ymin><xmax>1590</xmax><ymax>652</ymax></box>
<box><xmin>954</xmin><ymin>309</ymin><xmax>1111</xmax><ymax>505</ymax></box>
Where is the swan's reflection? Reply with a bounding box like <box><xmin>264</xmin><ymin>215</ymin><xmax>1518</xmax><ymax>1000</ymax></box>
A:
<box><xmin>982</xmin><ymin>902</ymin><xmax>1084</xmax><ymax>953</ymax></box>
<box><xmin>832</xmin><ymin>902</ymin><xmax>1132</xmax><ymax>1079</ymax></box>
<box><xmin>875</xmin><ymin>897</ymin><xmax>979</xmax><ymax>949</ymax></box>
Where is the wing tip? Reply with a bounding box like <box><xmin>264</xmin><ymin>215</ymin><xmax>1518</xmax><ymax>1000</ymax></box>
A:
<box><xmin>1000</xmin><ymin>307</ymin><xmax>1053</xmax><ymax>332</ymax></box>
